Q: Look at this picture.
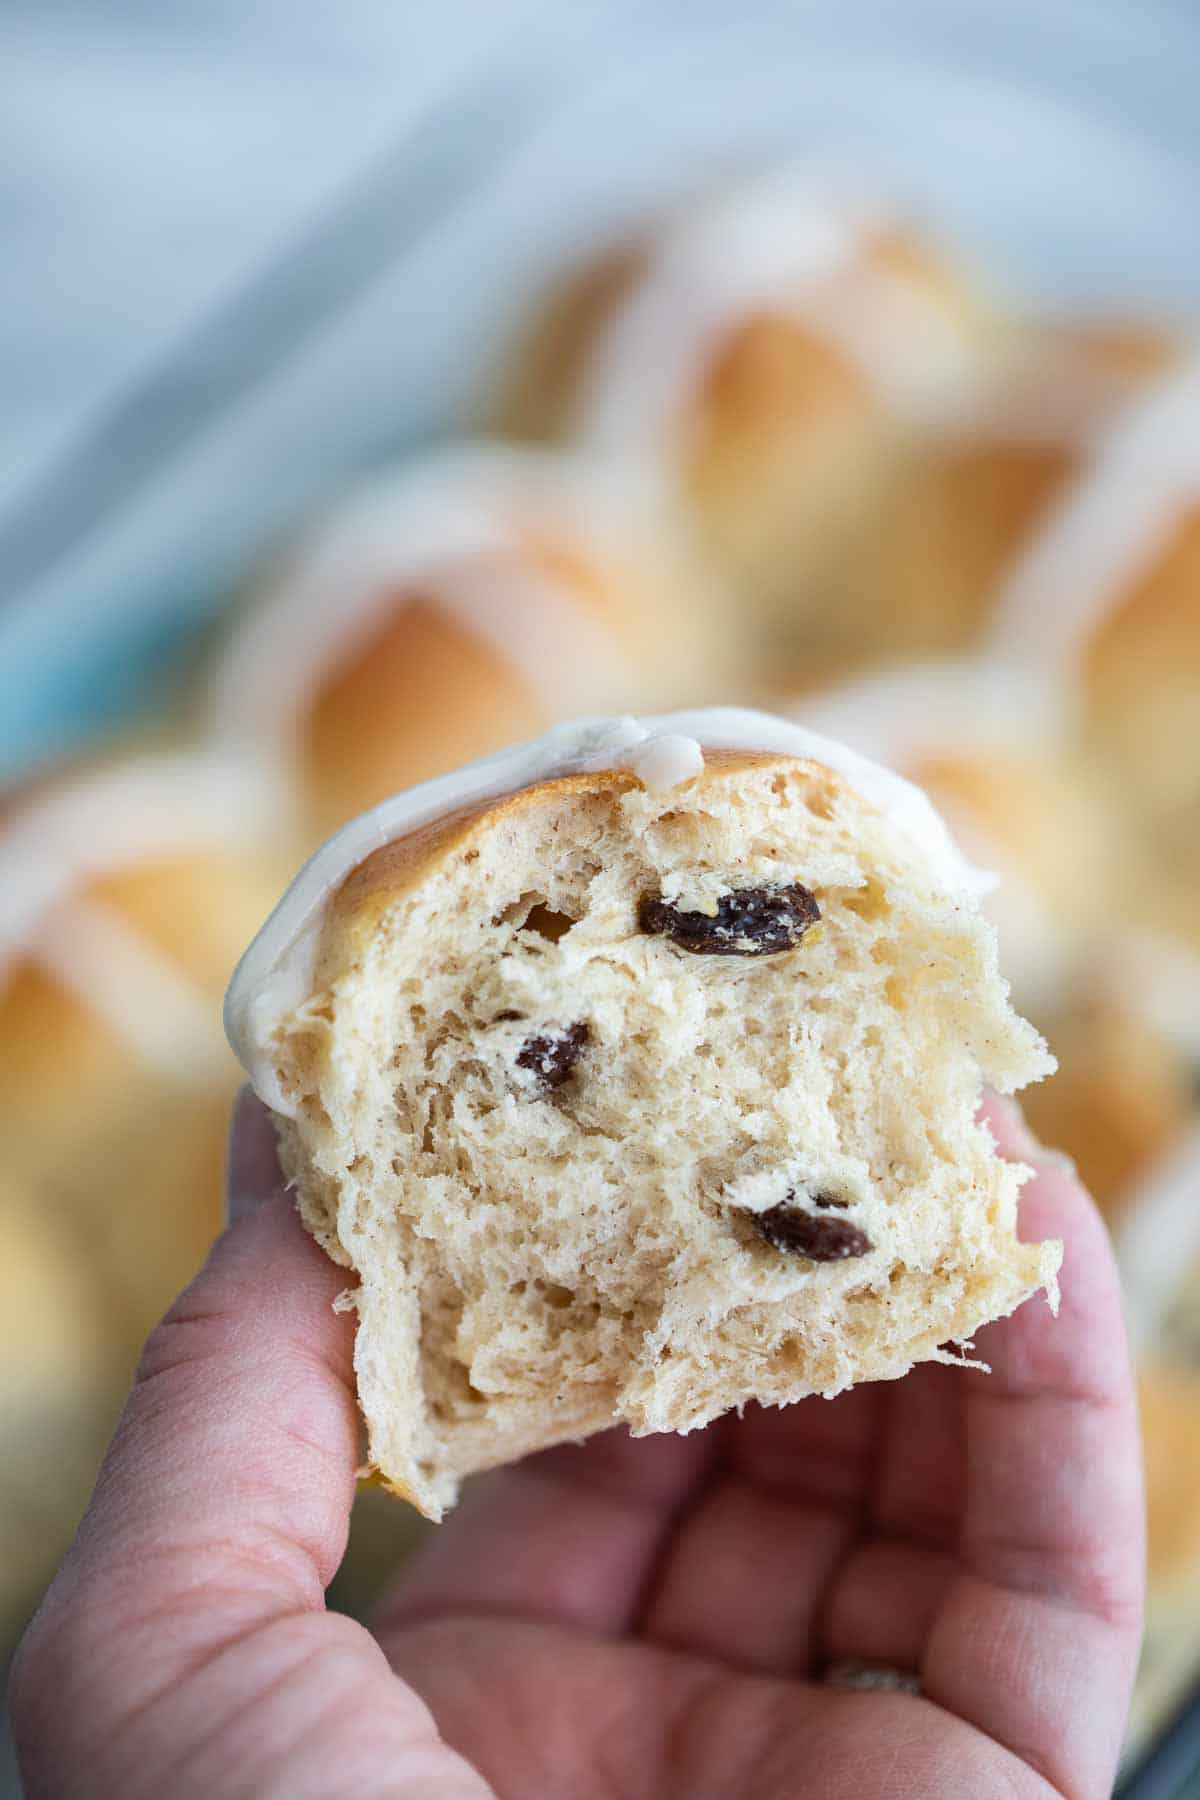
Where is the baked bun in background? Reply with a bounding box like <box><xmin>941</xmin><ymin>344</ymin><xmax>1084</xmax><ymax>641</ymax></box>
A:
<box><xmin>206</xmin><ymin>444</ymin><xmax>729</xmax><ymax>846</ymax></box>
<box><xmin>0</xmin><ymin>1183</ymin><xmax>120</xmax><ymax>1644</ymax></box>
<box><xmin>0</xmin><ymin>751</ymin><xmax>291</xmax><ymax>1355</ymax></box>
<box><xmin>1022</xmin><ymin>935</ymin><xmax>1200</xmax><ymax>1218</ymax></box>
<box><xmin>797</xmin><ymin>661</ymin><xmax>1127</xmax><ymax>1017</ymax></box>
<box><xmin>227</xmin><ymin>709</ymin><xmax>1058</xmax><ymax>1521</ymax></box>
<box><xmin>506</xmin><ymin>172</ymin><xmax>994</xmax><ymax>677</ymax></box>
<box><xmin>807</xmin><ymin>317</ymin><xmax>1179</xmax><ymax>678</ymax></box>
<box><xmin>798</xmin><ymin>666</ymin><xmax>1199</xmax><ymax>1219</ymax></box>
<box><xmin>984</xmin><ymin>355</ymin><xmax>1200</xmax><ymax>879</ymax></box>
<box><xmin>1114</xmin><ymin>1132</ymin><xmax>1200</xmax><ymax>1756</ymax></box>
<box><xmin>1115</xmin><ymin>1121</ymin><xmax>1200</xmax><ymax>1375</ymax></box>
<box><xmin>1131</xmin><ymin>1361</ymin><xmax>1200</xmax><ymax>1758</ymax></box>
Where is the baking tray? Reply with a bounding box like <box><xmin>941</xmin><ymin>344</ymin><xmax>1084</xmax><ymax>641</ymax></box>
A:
<box><xmin>2</xmin><ymin>3</ymin><xmax>1198</xmax><ymax>1791</ymax></box>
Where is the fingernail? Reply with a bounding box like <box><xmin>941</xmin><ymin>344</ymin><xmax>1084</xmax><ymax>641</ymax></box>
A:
<box><xmin>225</xmin><ymin>1085</ymin><xmax>283</xmax><ymax>1225</ymax></box>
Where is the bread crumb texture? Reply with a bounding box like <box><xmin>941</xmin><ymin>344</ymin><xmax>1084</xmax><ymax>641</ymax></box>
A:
<box><xmin>271</xmin><ymin>754</ymin><xmax>1058</xmax><ymax>1518</ymax></box>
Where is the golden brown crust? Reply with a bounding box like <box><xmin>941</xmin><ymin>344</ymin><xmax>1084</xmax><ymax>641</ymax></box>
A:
<box><xmin>320</xmin><ymin>752</ymin><xmax>841</xmax><ymax>983</ymax></box>
<box><xmin>331</xmin><ymin>751</ymin><xmax>823</xmax><ymax>910</ymax></box>
<box><xmin>330</xmin><ymin>773</ymin><xmax>629</xmax><ymax>922</ymax></box>
<box><xmin>691</xmin><ymin>313</ymin><xmax>869</xmax><ymax>443</ymax></box>
<box><xmin>1085</xmin><ymin>503</ymin><xmax>1200</xmax><ymax>678</ymax></box>
<box><xmin>306</xmin><ymin>593</ymin><xmax>544</xmax><ymax>840</ymax></box>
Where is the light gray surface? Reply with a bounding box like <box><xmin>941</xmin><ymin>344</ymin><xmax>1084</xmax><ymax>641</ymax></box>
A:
<box><xmin>2</xmin><ymin>0</ymin><xmax>1199</xmax><ymax>776</ymax></box>
<box><xmin>3</xmin><ymin>0</ymin><xmax>1197</xmax><ymax>519</ymax></box>
<box><xmin>0</xmin><ymin>0</ymin><xmax>545</xmax><ymax>515</ymax></box>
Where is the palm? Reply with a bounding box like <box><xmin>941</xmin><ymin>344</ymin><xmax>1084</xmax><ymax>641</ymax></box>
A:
<box><xmin>374</xmin><ymin>1364</ymin><xmax>1118</xmax><ymax>1799</ymax></box>
<box><xmin>12</xmin><ymin>1099</ymin><xmax>1142</xmax><ymax>1800</ymax></box>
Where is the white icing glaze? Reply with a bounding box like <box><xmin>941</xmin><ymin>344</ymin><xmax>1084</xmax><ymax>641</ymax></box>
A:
<box><xmin>569</xmin><ymin>171</ymin><xmax>980</xmax><ymax>456</ymax></box>
<box><xmin>927</xmin><ymin>326</ymin><xmax>1173</xmax><ymax>453</ymax></box>
<box><xmin>1116</xmin><ymin>1120</ymin><xmax>1200</xmax><ymax>1356</ymax></box>
<box><xmin>224</xmin><ymin>706</ymin><xmax>990</xmax><ymax>1114</ymax></box>
<box><xmin>985</xmin><ymin>355</ymin><xmax>1200</xmax><ymax>671</ymax></box>
<box><xmin>31</xmin><ymin>897</ymin><xmax>231</xmax><ymax>1085</ymax></box>
<box><xmin>798</xmin><ymin>659</ymin><xmax>1070</xmax><ymax>768</ymax></box>
<box><xmin>205</xmin><ymin>444</ymin><xmax>651</xmax><ymax>757</ymax></box>
<box><xmin>625</xmin><ymin>734</ymin><xmax>705</xmax><ymax>792</ymax></box>
<box><xmin>0</xmin><ymin>751</ymin><xmax>291</xmax><ymax>974</ymax></box>
<box><xmin>0</xmin><ymin>751</ymin><xmax>291</xmax><ymax>1079</ymax></box>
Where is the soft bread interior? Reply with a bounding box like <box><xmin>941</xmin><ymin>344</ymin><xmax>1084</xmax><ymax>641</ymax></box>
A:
<box><xmin>272</xmin><ymin>754</ymin><xmax>1057</xmax><ymax>1518</ymax></box>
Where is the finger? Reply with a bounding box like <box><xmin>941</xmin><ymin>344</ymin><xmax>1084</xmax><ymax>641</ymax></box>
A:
<box><xmin>871</xmin><ymin>1361</ymin><xmax>964</xmax><ymax>1549</ymax></box>
<box><xmin>639</xmin><ymin>1386</ymin><xmax>882</xmax><ymax>1675</ymax></box>
<box><xmin>12</xmin><ymin>1097</ymin><xmax>487</xmax><ymax>1798</ymax></box>
<box><xmin>729</xmin><ymin>1383</ymin><xmax>882</xmax><ymax>1508</ymax></box>
<box><xmin>640</xmin><ymin>1474</ymin><xmax>856</xmax><ymax>1673</ymax></box>
<box><xmin>922</xmin><ymin>1097</ymin><xmax>1144</xmax><ymax>1798</ymax></box>
<box><xmin>376</xmin><ymin>1422</ymin><xmax>720</xmax><ymax>1646</ymax></box>
<box><xmin>389</xmin><ymin>1613</ymin><xmax>1042</xmax><ymax>1800</ymax></box>
<box><xmin>379</xmin><ymin>1363</ymin><xmax>878</xmax><ymax>1668</ymax></box>
<box><xmin>814</xmin><ymin>1362</ymin><xmax>964</xmax><ymax>1673</ymax></box>
<box><xmin>822</xmin><ymin>1539</ymin><xmax>957</xmax><ymax>1671</ymax></box>
<box><xmin>226</xmin><ymin>1082</ymin><xmax>284</xmax><ymax>1222</ymax></box>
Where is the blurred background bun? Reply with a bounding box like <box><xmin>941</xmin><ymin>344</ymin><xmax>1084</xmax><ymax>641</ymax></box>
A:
<box><xmin>507</xmin><ymin>173</ymin><xmax>997</xmax><ymax>687</ymax></box>
<box><xmin>0</xmin><ymin>1186</ymin><xmax>120</xmax><ymax>1650</ymax></box>
<box><xmin>1135</xmin><ymin>1361</ymin><xmax>1200</xmax><ymax>1749</ymax></box>
<box><xmin>815</xmin><ymin>322</ymin><xmax>1182</xmax><ymax>678</ymax></box>
<box><xmin>796</xmin><ymin>661</ymin><xmax>1127</xmax><ymax>1017</ymax></box>
<box><xmin>0</xmin><ymin>753</ymin><xmax>290</xmax><ymax>1354</ymax></box>
<box><xmin>1116</xmin><ymin>1137</ymin><xmax>1200</xmax><ymax>1751</ymax></box>
<box><xmin>206</xmin><ymin>444</ymin><xmax>729</xmax><ymax>846</ymax></box>
<box><xmin>984</xmin><ymin>359</ymin><xmax>1200</xmax><ymax>901</ymax></box>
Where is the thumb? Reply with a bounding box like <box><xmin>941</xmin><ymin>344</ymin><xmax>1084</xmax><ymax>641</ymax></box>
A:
<box><xmin>74</xmin><ymin>1094</ymin><xmax>361</xmax><ymax>1624</ymax></box>
<box><xmin>11</xmin><ymin>1094</ymin><xmax>491</xmax><ymax>1799</ymax></box>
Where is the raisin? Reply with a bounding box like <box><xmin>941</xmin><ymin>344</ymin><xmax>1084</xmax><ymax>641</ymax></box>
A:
<box><xmin>752</xmin><ymin>1201</ymin><xmax>872</xmax><ymax>1261</ymax></box>
<box><xmin>638</xmin><ymin>883</ymin><xmax>820</xmax><ymax>956</ymax></box>
<box><xmin>516</xmin><ymin>1021</ymin><xmax>591</xmax><ymax>1092</ymax></box>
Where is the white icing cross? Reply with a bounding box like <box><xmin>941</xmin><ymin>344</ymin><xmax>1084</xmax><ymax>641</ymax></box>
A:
<box><xmin>205</xmin><ymin>445</ymin><xmax>647</xmax><ymax>763</ymax></box>
<box><xmin>31</xmin><ymin>896</ymin><xmax>232</xmax><ymax>1086</ymax></box>
<box><xmin>569</xmin><ymin>171</ymin><xmax>982</xmax><ymax>456</ymax></box>
<box><xmin>985</xmin><ymin>355</ymin><xmax>1200</xmax><ymax>672</ymax></box>
<box><xmin>0</xmin><ymin>753</ymin><xmax>289</xmax><ymax>1089</ymax></box>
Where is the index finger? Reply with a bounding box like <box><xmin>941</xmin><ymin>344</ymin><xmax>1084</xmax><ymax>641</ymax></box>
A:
<box><xmin>923</xmin><ymin>1098</ymin><xmax>1145</xmax><ymax>1799</ymax></box>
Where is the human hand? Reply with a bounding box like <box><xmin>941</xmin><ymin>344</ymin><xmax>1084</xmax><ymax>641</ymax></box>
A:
<box><xmin>10</xmin><ymin>1091</ymin><xmax>1143</xmax><ymax>1799</ymax></box>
